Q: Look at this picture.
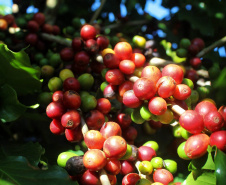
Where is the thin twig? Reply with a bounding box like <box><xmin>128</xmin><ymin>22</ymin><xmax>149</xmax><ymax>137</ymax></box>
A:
<box><xmin>89</xmin><ymin>0</ymin><xmax>107</xmax><ymax>24</ymax></box>
<box><xmin>40</xmin><ymin>33</ymin><xmax>72</xmax><ymax>47</ymax></box>
<box><xmin>196</xmin><ymin>35</ymin><xmax>226</xmax><ymax>58</ymax></box>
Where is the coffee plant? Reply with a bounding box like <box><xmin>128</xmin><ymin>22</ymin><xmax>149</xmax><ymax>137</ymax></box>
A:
<box><xmin>0</xmin><ymin>0</ymin><xmax>226</xmax><ymax>185</ymax></box>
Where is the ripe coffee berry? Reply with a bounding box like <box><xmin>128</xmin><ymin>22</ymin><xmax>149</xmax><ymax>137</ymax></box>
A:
<box><xmin>63</xmin><ymin>90</ymin><xmax>81</xmax><ymax>109</ymax></box>
<box><xmin>80</xmin><ymin>24</ymin><xmax>97</xmax><ymax>41</ymax></box>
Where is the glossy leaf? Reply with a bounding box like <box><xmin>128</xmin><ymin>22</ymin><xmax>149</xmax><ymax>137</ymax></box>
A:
<box><xmin>0</xmin><ymin>44</ymin><xmax>41</xmax><ymax>96</ymax></box>
<box><xmin>188</xmin><ymin>146</ymin><xmax>215</xmax><ymax>171</ymax></box>
<box><xmin>0</xmin><ymin>156</ymin><xmax>77</xmax><ymax>185</ymax></box>
<box><xmin>0</xmin><ymin>84</ymin><xmax>26</xmax><ymax>122</ymax></box>
<box><xmin>214</xmin><ymin>148</ymin><xmax>226</xmax><ymax>185</ymax></box>
<box><xmin>0</xmin><ymin>142</ymin><xmax>45</xmax><ymax>166</ymax></box>
<box><xmin>182</xmin><ymin>171</ymin><xmax>216</xmax><ymax>185</ymax></box>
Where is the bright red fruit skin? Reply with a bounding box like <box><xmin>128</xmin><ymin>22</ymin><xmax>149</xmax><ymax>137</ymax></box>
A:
<box><xmin>107</xmin><ymin>174</ymin><xmax>117</xmax><ymax>185</ymax></box>
<box><xmin>204</xmin><ymin>111</ymin><xmax>224</xmax><ymax>132</ymax></box>
<box><xmin>122</xmin><ymin>173</ymin><xmax>140</xmax><ymax>185</ymax></box>
<box><xmin>100</xmin><ymin>122</ymin><xmax>122</xmax><ymax>139</ymax></box>
<box><xmin>173</xmin><ymin>84</ymin><xmax>191</xmax><ymax>100</ymax></box>
<box><xmin>156</xmin><ymin>76</ymin><xmax>176</xmax><ymax>98</ymax></box>
<box><xmin>46</xmin><ymin>101</ymin><xmax>65</xmax><ymax>119</ymax></box>
<box><xmin>63</xmin><ymin>77</ymin><xmax>80</xmax><ymax>92</ymax></box>
<box><xmin>210</xmin><ymin>130</ymin><xmax>226</xmax><ymax>152</ymax></box>
<box><xmin>103</xmin><ymin>136</ymin><xmax>127</xmax><ymax>159</ymax></box>
<box><xmin>85</xmin><ymin>39</ymin><xmax>99</xmax><ymax>54</ymax></box>
<box><xmin>179</xmin><ymin>110</ymin><xmax>204</xmax><ymax>134</ymax></box>
<box><xmin>63</xmin><ymin>90</ymin><xmax>81</xmax><ymax>109</ymax></box>
<box><xmin>119</xmin><ymin>81</ymin><xmax>134</xmax><ymax>97</ymax></box>
<box><xmin>218</xmin><ymin>105</ymin><xmax>226</xmax><ymax>128</ymax></box>
<box><xmin>119</xmin><ymin>60</ymin><xmax>136</xmax><ymax>75</ymax></box>
<box><xmin>189</xmin><ymin>57</ymin><xmax>202</xmax><ymax>69</ymax></box>
<box><xmin>84</xmin><ymin>130</ymin><xmax>105</xmax><ymax>150</ymax></box>
<box><xmin>114</xmin><ymin>42</ymin><xmax>133</xmax><ymax>61</ymax></box>
<box><xmin>61</xmin><ymin>110</ymin><xmax>81</xmax><ymax>129</ymax></box>
<box><xmin>153</xmin><ymin>169</ymin><xmax>174</xmax><ymax>185</ymax></box>
<box><xmin>83</xmin><ymin>149</ymin><xmax>107</xmax><ymax>171</ymax></box>
<box><xmin>148</xmin><ymin>97</ymin><xmax>167</xmax><ymax>115</ymax></box>
<box><xmin>162</xmin><ymin>64</ymin><xmax>184</xmax><ymax>85</ymax></box>
<box><xmin>195</xmin><ymin>101</ymin><xmax>218</xmax><ymax>118</ymax></box>
<box><xmin>105</xmin><ymin>69</ymin><xmax>125</xmax><ymax>85</ymax></box>
<box><xmin>96</xmin><ymin>98</ymin><xmax>111</xmax><ymax>114</ymax></box>
<box><xmin>184</xmin><ymin>133</ymin><xmax>210</xmax><ymax>159</ymax></box>
<box><xmin>52</xmin><ymin>90</ymin><xmax>64</xmax><ymax>102</ymax></box>
<box><xmin>133</xmin><ymin>77</ymin><xmax>157</xmax><ymax>100</ymax></box>
<box><xmin>141</xmin><ymin>66</ymin><xmax>162</xmax><ymax>84</ymax></box>
<box><xmin>85</xmin><ymin>110</ymin><xmax>105</xmax><ymax>130</ymax></box>
<box><xmin>123</xmin><ymin>90</ymin><xmax>143</xmax><ymax>108</ymax></box>
<box><xmin>131</xmin><ymin>53</ymin><xmax>146</xmax><ymax>68</ymax></box>
<box><xmin>103</xmin><ymin>84</ymin><xmax>117</xmax><ymax>99</ymax></box>
<box><xmin>49</xmin><ymin>119</ymin><xmax>65</xmax><ymax>135</ymax></box>
<box><xmin>138</xmin><ymin>146</ymin><xmax>156</xmax><ymax>161</ymax></box>
<box><xmin>79</xmin><ymin>170</ymin><xmax>101</xmax><ymax>185</ymax></box>
<box><xmin>80</xmin><ymin>24</ymin><xmax>97</xmax><ymax>41</ymax></box>
<box><xmin>120</xmin><ymin>160</ymin><xmax>135</xmax><ymax>175</ymax></box>
<box><xmin>104</xmin><ymin>158</ymin><xmax>121</xmax><ymax>175</ymax></box>
<box><xmin>65</xmin><ymin>126</ymin><xmax>83</xmax><ymax>142</ymax></box>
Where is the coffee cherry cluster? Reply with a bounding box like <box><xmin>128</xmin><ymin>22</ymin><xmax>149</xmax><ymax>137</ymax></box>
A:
<box><xmin>24</xmin><ymin>12</ymin><xmax>61</xmax><ymax>47</ymax></box>
<box><xmin>59</xmin><ymin>24</ymin><xmax>109</xmax><ymax>75</ymax></box>
<box><xmin>57</xmin><ymin>121</ymin><xmax>178</xmax><ymax>185</ymax></box>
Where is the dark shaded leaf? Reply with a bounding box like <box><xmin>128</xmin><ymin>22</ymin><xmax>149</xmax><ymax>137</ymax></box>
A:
<box><xmin>0</xmin><ymin>142</ymin><xmax>45</xmax><ymax>166</ymax></box>
<box><xmin>0</xmin><ymin>156</ymin><xmax>77</xmax><ymax>185</ymax></box>
<box><xmin>214</xmin><ymin>148</ymin><xmax>226</xmax><ymax>185</ymax></box>
<box><xmin>0</xmin><ymin>84</ymin><xmax>26</xmax><ymax>123</ymax></box>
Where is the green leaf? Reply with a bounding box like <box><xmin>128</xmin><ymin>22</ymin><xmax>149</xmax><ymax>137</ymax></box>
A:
<box><xmin>0</xmin><ymin>84</ymin><xmax>26</xmax><ymax>122</ymax></box>
<box><xmin>0</xmin><ymin>44</ymin><xmax>42</xmax><ymax>96</ymax></box>
<box><xmin>214</xmin><ymin>148</ymin><xmax>226</xmax><ymax>185</ymax></box>
<box><xmin>182</xmin><ymin>171</ymin><xmax>216</xmax><ymax>185</ymax></box>
<box><xmin>0</xmin><ymin>179</ymin><xmax>14</xmax><ymax>185</ymax></box>
<box><xmin>0</xmin><ymin>142</ymin><xmax>45</xmax><ymax>166</ymax></box>
<box><xmin>0</xmin><ymin>156</ymin><xmax>77</xmax><ymax>185</ymax></box>
<box><xmin>188</xmin><ymin>147</ymin><xmax>215</xmax><ymax>171</ymax></box>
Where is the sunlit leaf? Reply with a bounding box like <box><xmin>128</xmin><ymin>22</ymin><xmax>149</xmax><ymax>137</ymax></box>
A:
<box><xmin>0</xmin><ymin>44</ymin><xmax>42</xmax><ymax>96</ymax></box>
<box><xmin>182</xmin><ymin>171</ymin><xmax>216</xmax><ymax>185</ymax></box>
